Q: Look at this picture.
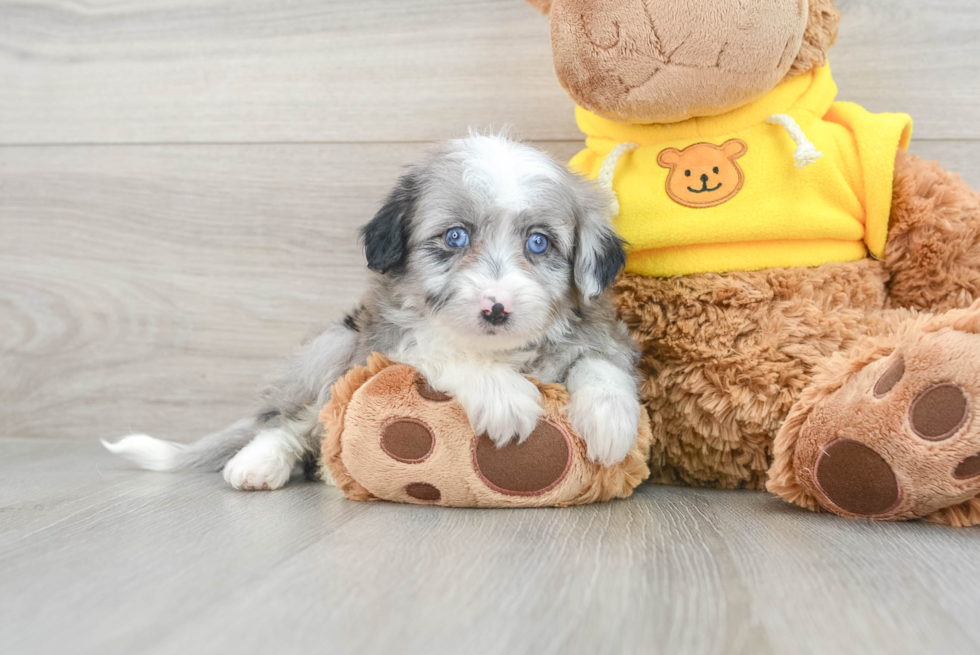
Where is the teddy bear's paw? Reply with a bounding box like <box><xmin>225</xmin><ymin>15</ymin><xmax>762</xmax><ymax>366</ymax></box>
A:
<box><xmin>332</xmin><ymin>363</ymin><xmax>605</xmax><ymax>506</ymax></box>
<box><xmin>794</xmin><ymin>328</ymin><xmax>980</xmax><ymax>520</ymax></box>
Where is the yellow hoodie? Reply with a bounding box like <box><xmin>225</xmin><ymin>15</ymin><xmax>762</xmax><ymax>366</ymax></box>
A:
<box><xmin>570</xmin><ymin>65</ymin><xmax>913</xmax><ymax>278</ymax></box>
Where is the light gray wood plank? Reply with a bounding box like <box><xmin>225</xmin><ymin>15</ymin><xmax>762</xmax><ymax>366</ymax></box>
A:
<box><xmin>0</xmin><ymin>0</ymin><xmax>577</xmax><ymax>144</ymax></box>
<box><xmin>3</xmin><ymin>437</ymin><xmax>980</xmax><ymax>655</ymax></box>
<box><xmin>0</xmin><ymin>0</ymin><xmax>977</xmax><ymax>145</ymax></box>
<box><xmin>0</xmin><ymin>141</ymin><xmax>580</xmax><ymax>441</ymax></box>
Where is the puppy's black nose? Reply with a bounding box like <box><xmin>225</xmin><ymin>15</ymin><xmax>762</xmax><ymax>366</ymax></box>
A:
<box><xmin>700</xmin><ymin>173</ymin><xmax>709</xmax><ymax>183</ymax></box>
<box><xmin>481</xmin><ymin>302</ymin><xmax>509</xmax><ymax>326</ymax></box>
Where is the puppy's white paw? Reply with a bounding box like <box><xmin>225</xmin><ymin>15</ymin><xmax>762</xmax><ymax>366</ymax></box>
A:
<box><xmin>222</xmin><ymin>431</ymin><xmax>295</xmax><ymax>491</ymax></box>
<box><xmin>458</xmin><ymin>374</ymin><xmax>543</xmax><ymax>448</ymax></box>
<box><xmin>566</xmin><ymin>388</ymin><xmax>641</xmax><ymax>466</ymax></box>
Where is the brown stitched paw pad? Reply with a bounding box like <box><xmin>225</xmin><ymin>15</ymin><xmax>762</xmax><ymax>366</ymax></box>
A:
<box><xmin>381</xmin><ymin>419</ymin><xmax>434</xmax><ymax>463</ymax></box>
<box><xmin>404</xmin><ymin>482</ymin><xmax>441</xmax><ymax>501</ymax></box>
<box><xmin>473</xmin><ymin>421</ymin><xmax>572</xmax><ymax>496</ymax></box>
<box><xmin>794</xmin><ymin>329</ymin><xmax>980</xmax><ymax>520</ymax></box>
<box><xmin>814</xmin><ymin>439</ymin><xmax>901</xmax><ymax>516</ymax></box>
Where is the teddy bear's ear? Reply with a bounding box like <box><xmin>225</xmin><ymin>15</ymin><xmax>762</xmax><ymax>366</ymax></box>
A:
<box><xmin>657</xmin><ymin>149</ymin><xmax>681</xmax><ymax>169</ymax></box>
<box><xmin>788</xmin><ymin>0</ymin><xmax>842</xmax><ymax>76</ymax></box>
<box><xmin>524</xmin><ymin>0</ymin><xmax>552</xmax><ymax>15</ymax></box>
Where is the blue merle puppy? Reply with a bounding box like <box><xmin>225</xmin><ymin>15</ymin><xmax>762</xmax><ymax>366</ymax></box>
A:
<box><xmin>105</xmin><ymin>135</ymin><xmax>641</xmax><ymax>490</ymax></box>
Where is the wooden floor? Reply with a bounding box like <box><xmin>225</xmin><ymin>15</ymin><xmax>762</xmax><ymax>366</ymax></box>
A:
<box><xmin>4</xmin><ymin>1</ymin><xmax>980</xmax><ymax>653</ymax></box>
<box><xmin>3</xmin><ymin>437</ymin><xmax>980</xmax><ymax>655</ymax></box>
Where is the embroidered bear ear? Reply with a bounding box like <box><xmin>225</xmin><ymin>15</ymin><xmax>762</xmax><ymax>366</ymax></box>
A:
<box><xmin>657</xmin><ymin>148</ymin><xmax>682</xmax><ymax>168</ymax></box>
<box><xmin>722</xmin><ymin>139</ymin><xmax>748</xmax><ymax>159</ymax></box>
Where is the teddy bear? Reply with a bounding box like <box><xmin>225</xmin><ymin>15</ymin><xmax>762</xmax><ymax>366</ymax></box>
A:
<box><xmin>525</xmin><ymin>0</ymin><xmax>980</xmax><ymax>525</ymax></box>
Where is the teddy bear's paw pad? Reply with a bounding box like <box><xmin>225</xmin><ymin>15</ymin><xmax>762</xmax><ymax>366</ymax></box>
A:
<box><xmin>908</xmin><ymin>383</ymin><xmax>970</xmax><ymax>441</ymax></box>
<box><xmin>873</xmin><ymin>357</ymin><xmax>905</xmax><ymax>397</ymax></box>
<box><xmin>473</xmin><ymin>420</ymin><xmax>572</xmax><ymax>496</ymax></box>
<box><xmin>796</xmin><ymin>329</ymin><xmax>980</xmax><ymax>520</ymax></box>
<box><xmin>954</xmin><ymin>454</ymin><xmax>980</xmax><ymax>480</ymax></box>
<box><xmin>404</xmin><ymin>482</ymin><xmax>441</xmax><ymax>502</ymax></box>
<box><xmin>814</xmin><ymin>439</ymin><xmax>901</xmax><ymax>516</ymax></box>
<box><xmin>381</xmin><ymin>419</ymin><xmax>434</xmax><ymax>463</ymax></box>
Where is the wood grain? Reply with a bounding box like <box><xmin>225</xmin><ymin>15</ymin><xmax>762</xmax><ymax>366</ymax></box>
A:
<box><xmin>2</xmin><ymin>437</ymin><xmax>980</xmax><ymax>655</ymax></box>
<box><xmin>0</xmin><ymin>0</ymin><xmax>978</xmax><ymax>145</ymax></box>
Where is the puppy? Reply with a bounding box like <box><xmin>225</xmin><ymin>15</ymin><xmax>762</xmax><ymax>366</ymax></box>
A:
<box><xmin>104</xmin><ymin>135</ymin><xmax>641</xmax><ymax>490</ymax></box>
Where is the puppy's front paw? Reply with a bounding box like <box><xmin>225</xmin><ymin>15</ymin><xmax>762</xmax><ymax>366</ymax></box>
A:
<box><xmin>458</xmin><ymin>375</ymin><xmax>544</xmax><ymax>448</ymax></box>
<box><xmin>222</xmin><ymin>434</ymin><xmax>294</xmax><ymax>491</ymax></box>
<box><xmin>566</xmin><ymin>388</ymin><xmax>641</xmax><ymax>466</ymax></box>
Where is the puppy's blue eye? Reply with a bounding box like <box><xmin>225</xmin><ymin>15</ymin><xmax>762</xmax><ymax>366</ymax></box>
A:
<box><xmin>526</xmin><ymin>233</ymin><xmax>549</xmax><ymax>255</ymax></box>
<box><xmin>445</xmin><ymin>227</ymin><xmax>469</xmax><ymax>248</ymax></box>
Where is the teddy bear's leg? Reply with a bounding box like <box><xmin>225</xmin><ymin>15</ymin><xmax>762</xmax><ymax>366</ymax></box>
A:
<box><xmin>885</xmin><ymin>149</ymin><xmax>980</xmax><ymax>313</ymax></box>
<box><xmin>768</xmin><ymin>303</ymin><xmax>980</xmax><ymax>524</ymax></box>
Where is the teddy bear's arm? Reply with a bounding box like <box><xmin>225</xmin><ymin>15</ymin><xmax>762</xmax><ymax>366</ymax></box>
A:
<box><xmin>884</xmin><ymin>148</ymin><xmax>980</xmax><ymax>313</ymax></box>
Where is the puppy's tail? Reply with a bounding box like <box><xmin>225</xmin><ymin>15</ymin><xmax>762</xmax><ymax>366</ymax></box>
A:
<box><xmin>101</xmin><ymin>417</ymin><xmax>258</xmax><ymax>472</ymax></box>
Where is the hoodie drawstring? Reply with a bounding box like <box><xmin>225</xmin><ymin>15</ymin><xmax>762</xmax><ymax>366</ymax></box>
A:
<box><xmin>766</xmin><ymin>114</ymin><xmax>823</xmax><ymax>169</ymax></box>
<box><xmin>597</xmin><ymin>141</ymin><xmax>639</xmax><ymax>216</ymax></box>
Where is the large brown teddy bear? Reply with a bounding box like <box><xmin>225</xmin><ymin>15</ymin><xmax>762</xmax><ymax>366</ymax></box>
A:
<box><xmin>527</xmin><ymin>0</ymin><xmax>980</xmax><ymax>525</ymax></box>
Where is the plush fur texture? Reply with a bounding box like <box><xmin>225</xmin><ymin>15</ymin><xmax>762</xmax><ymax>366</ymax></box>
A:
<box><xmin>885</xmin><ymin>150</ymin><xmax>980</xmax><ymax>313</ymax></box>
<box><xmin>321</xmin><ymin>354</ymin><xmax>652</xmax><ymax>507</ymax></box>
<box><xmin>616</xmin><ymin>259</ymin><xmax>890</xmax><ymax>489</ymax></box>
<box><xmin>789</xmin><ymin>0</ymin><xmax>841</xmax><ymax>76</ymax></box>
<box><xmin>531</xmin><ymin>0</ymin><xmax>840</xmax><ymax>124</ymax></box>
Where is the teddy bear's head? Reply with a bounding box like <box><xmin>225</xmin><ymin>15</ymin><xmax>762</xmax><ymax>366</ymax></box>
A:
<box><xmin>526</xmin><ymin>0</ymin><xmax>841</xmax><ymax>124</ymax></box>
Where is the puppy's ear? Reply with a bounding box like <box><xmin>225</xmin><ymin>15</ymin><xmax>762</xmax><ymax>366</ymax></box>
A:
<box><xmin>360</xmin><ymin>172</ymin><xmax>418</xmax><ymax>274</ymax></box>
<box><xmin>573</xmin><ymin>186</ymin><xmax>627</xmax><ymax>301</ymax></box>
<box><xmin>525</xmin><ymin>0</ymin><xmax>552</xmax><ymax>15</ymax></box>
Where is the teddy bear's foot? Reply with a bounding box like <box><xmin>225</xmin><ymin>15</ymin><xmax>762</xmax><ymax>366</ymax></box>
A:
<box><xmin>773</xmin><ymin>320</ymin><xmax>980</xmax><ymax>522</ymax></box>
<box><xmin>319</xmin><ymin>355</ymin><xmax>652</xmax><ymax>508</ymax></box>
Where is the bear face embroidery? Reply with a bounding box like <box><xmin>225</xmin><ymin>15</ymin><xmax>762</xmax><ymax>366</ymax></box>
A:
<box><xmin>657</xmin><ymin>139</ymin><xmax>748</xmax><ymax>208</ymax></box>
